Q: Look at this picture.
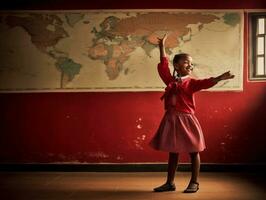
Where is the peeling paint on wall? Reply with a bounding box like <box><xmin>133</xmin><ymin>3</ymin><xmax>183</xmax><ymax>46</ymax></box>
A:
<box><xmin>133</xmin><ymin>117</ymin><xmax>147</xmax><ymax>150</ymax></box>
<box><xmin>88</xmin><ymin>151</ymin><xmax>109</xmax><ymax>158</ymax></box>
<box><xmin>136</xmin><ymin>117</ymin><xmax>143</xmax><ymax>129</ymax></box>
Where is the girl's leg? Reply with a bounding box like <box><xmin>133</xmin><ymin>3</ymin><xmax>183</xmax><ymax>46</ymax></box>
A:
<box><xmin>153</xmin><ymin>152</ymin><xmax>178</xmax><ymax>192</ymax></box>
<box><xmin>183</xmin><ymin>152</ymin><xmax>200</xmax><ymax>193</ymax></box>
<box><xmin>166</xmin><ymin>152</ymin><xmax>179</xmax><ymax>184</ymax></box>
<box><xmin>189</xmin><ymin>152</ymin><xmax>200</xmax><ymax>183</ymax></box>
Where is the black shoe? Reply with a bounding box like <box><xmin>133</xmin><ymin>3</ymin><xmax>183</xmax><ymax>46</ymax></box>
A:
<box><xmin>183</xmin><ymin>181</ymin><xmax>199</xmax><ymax>193</ymax></box>
<box><xmin>153</xmin><ymin>183</ymin><xmax>176</xmax><ymax>192</ymax></box>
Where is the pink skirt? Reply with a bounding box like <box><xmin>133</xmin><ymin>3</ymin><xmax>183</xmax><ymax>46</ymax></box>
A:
<box><xmin>149</xmin><ymin>108</ymin><xmax>206</xmax><ymax>153</ymax></box>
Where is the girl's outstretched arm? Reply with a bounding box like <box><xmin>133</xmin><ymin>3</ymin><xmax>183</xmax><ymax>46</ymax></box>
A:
<box><xmin>189</xmin><ymin>71</ymin><xmax>235</xmax><ymax>93</ymax></box>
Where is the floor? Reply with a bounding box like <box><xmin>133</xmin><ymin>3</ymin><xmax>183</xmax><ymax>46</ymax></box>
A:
<box><xmin>0</xmin><ymin>172</ymin><xmax>265</xmax><ymax>200</ymax></box>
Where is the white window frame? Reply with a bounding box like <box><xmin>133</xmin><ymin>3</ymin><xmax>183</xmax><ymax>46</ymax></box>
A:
<box><xmin>249</xmin><ymin>12</ymin><xmax>266</xmax><ymax>81</ymax></box>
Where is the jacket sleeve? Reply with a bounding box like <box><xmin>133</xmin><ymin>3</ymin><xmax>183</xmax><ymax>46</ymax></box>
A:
<box><xmin>189</xmin><ymin>77</ymin><xmax>218</xmax><ymax>93</ymax></box>
<box><xmin>157</xmin><ymin>57</ymin><xmax>175</xmax><ymax>85</ymax></box>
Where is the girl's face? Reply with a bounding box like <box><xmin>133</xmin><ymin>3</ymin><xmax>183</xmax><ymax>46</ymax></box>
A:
<box><xmin>174</xmin><ymin>56</ymin><xmax>193</xmax><ymax>76</ymax></box>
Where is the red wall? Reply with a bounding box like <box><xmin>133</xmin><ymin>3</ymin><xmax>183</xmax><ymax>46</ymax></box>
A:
<box><xmin>0</xmin><ymin>0</ymin><xmax>266</xmax><ymax>164</ymax></box>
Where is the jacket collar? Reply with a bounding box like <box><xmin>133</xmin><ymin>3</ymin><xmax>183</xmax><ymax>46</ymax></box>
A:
<box><xmin>174</xmin><ymin>75</ymin><xmax>190</xmax><ymax>81</ymax></box>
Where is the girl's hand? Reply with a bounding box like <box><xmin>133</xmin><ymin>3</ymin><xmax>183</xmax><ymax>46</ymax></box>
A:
<box><xmin>157</xmin><ymin>33</ymin><xmax>168</xmax><ymax>47</ymax></box>
<box><xmin>215</xmin><ymin>71</ymin><xmax>235</xmax><ymax>82</ymax></box>
<box><xmin>219</xmin><ymin>71</ymin><xmax>235</xmax><ymax>80</ymax></box>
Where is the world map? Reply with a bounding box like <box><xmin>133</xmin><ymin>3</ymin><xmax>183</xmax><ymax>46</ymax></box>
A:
<box><xmin>0</xmin><ymin>10</ymin><xmax>243</xmax><ymax>92</ymax></box>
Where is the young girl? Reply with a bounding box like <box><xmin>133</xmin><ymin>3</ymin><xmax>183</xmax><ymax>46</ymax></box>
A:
<box><xmin>149</xmin><ymin>34</ymin><xmax>234</xmax><ymax>193</ymax></box>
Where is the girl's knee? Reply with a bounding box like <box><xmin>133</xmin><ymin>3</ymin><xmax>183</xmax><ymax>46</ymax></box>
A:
<box><xmin>169</xmin><ymin>152</ymin><xmax>179</xmax><ymax>157</ymax></box>
<box><xmin>189</xmin><ymin>152</ymin><xmax>199</xmax><ymax>157</ymax></box>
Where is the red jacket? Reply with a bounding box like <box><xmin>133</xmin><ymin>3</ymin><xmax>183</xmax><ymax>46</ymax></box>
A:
<box><xmin>158</xmin><ymin>57</ymin><xmax>217</xmax><ymax>113</ymax></box>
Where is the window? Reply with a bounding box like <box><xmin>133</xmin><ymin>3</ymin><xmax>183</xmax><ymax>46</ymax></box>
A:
<box><xmin>249</xmin><ymin>13</ymin><xmax>266</xmax><ymax>80</ymax></box>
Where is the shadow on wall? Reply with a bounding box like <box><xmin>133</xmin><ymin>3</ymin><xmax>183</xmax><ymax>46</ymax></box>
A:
<box><xmin>224</xmin><ymin>87</ymin><xmax>266</xmax><ymax>163</ymax></box>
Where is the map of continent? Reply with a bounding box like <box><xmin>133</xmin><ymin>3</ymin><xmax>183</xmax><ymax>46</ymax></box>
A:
<box><xmin>0</xmin><ymin>10</ymin><xmax>243</xmax><ymax>92</ymax></box>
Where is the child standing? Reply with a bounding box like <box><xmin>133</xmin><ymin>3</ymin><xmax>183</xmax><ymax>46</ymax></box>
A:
<box><xmin>149</xmin><ymin>34</ymin><xmax>234</xmax><ymax>193</ymax></box>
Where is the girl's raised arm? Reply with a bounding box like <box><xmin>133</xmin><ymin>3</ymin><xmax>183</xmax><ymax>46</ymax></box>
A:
<box><xmin>156</xmin><ymin>34</ymin><xmax>175</xmax><ymax>85</ymax></box>
<box><xmin>157</xmin><ymin>34</ymin><xmax>168</xmax><ymax>62</ymax></box>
